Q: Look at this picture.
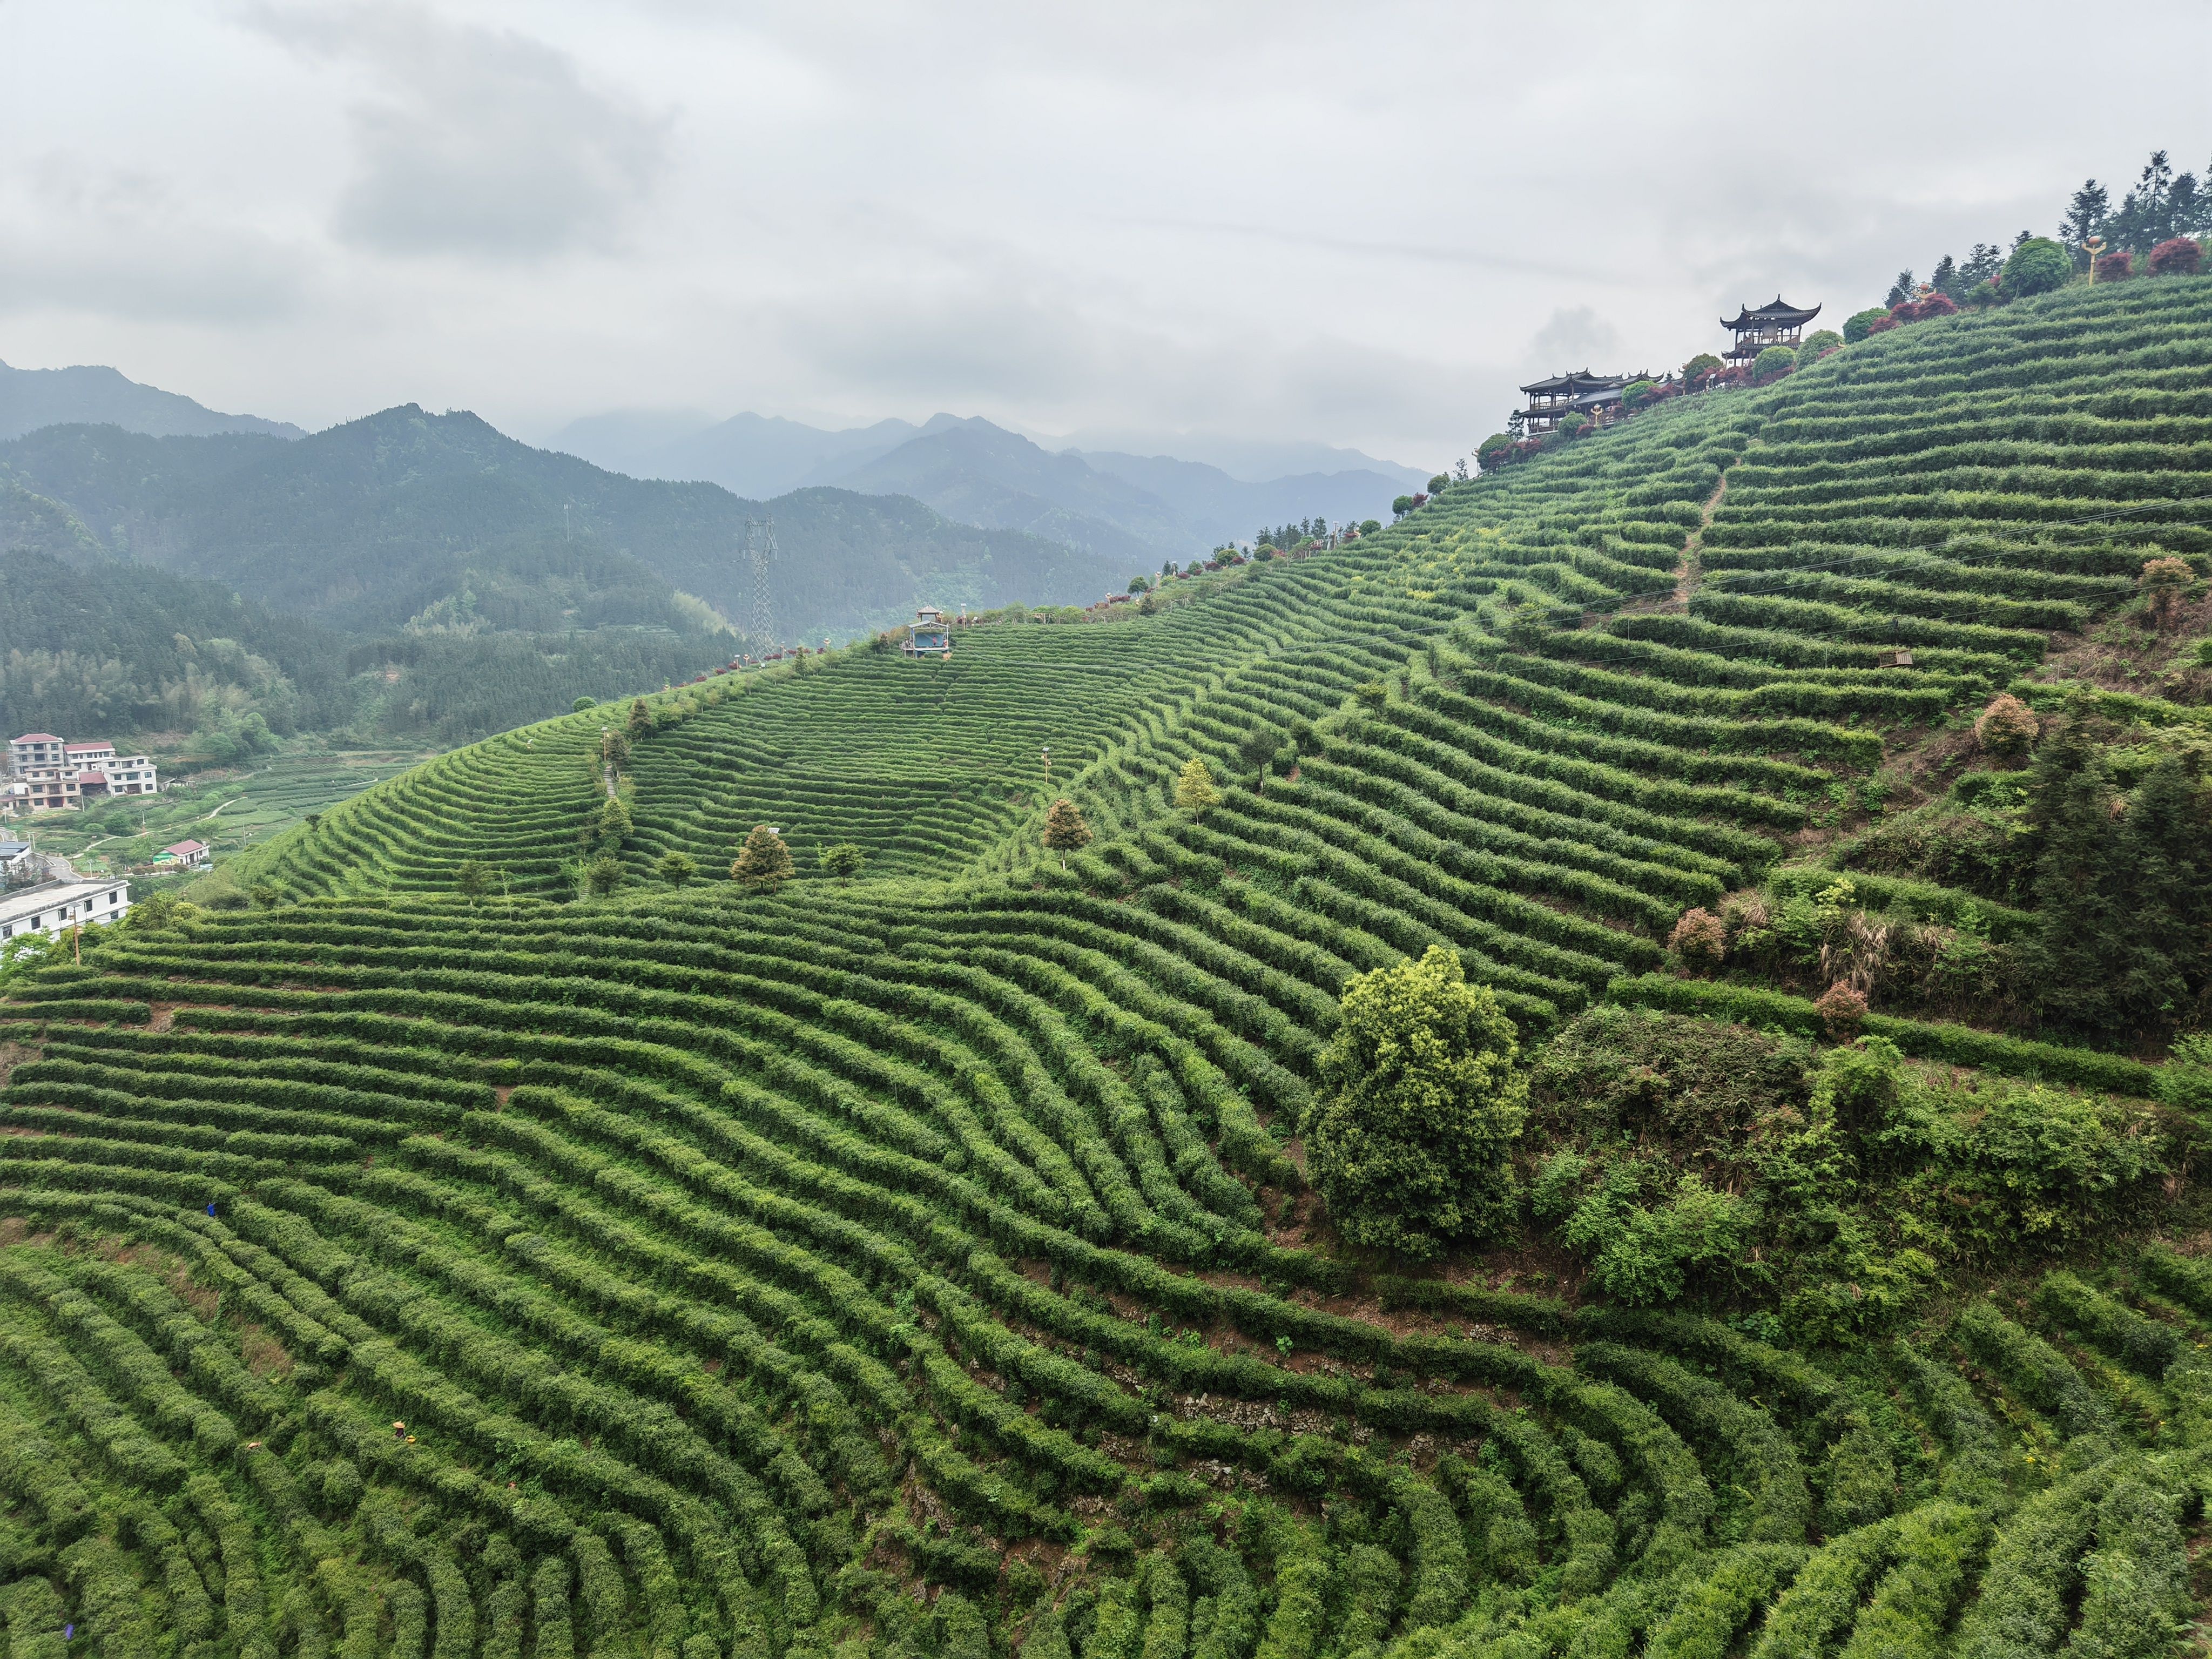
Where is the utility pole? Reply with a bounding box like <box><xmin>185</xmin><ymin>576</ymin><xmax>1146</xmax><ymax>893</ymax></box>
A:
<box><xmin>745</xmin><ymin>519</ymin><xmax>777</xmax><ymax>649</ymax></box>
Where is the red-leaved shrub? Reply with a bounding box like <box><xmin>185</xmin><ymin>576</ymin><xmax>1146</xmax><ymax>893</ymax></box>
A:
<box><xmin>1865</xmin><ymin>315</ymin><xmax>1900</xmax><ymax>334</ymax></box>
<box><xmin>2095</xmin><ymin>250</ymin><xmax>2134</xmax><ymax>282</ymax></box>
<box><xmin>1815</xmin><ymin>980</ymin><xmax>1868</xmax><ymax>1041</ymax></box>
<box><xmin>2150</xmin><ymin>237</ymin><xmax>2204</xmax><ymax>276</ymax></box>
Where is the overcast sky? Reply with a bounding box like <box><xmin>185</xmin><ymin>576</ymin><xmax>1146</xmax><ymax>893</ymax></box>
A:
<box><xmin>4</xmin><ymin>1</ymin><xmax>2208</xmax><ymax>468</ymax></box>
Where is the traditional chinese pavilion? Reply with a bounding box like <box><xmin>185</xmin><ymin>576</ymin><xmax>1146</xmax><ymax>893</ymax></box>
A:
<box><xmin>1720</xmin><ymin>296</ymin><xmax>1822</xmax><ymax>365</ymax></box>
<box><xmin>1518</xmin><ymin>369</ymin><xmax>1649</xmax><ymax>434</ymax></box>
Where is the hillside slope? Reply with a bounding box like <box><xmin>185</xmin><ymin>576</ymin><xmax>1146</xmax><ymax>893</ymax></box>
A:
<box><xmin>4</xmin><ymin>280</ymin><xmax>2212</xmax><ymax>1659</ymax></box>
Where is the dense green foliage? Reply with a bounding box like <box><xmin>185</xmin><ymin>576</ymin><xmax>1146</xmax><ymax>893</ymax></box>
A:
<box><xmin>6</xmin><ymin>279</ymin><xmax>2212</xmax><ymax>1659</ymax></box>
<box><xmin>1305</xmin><ymin>948</ymin><xmax>1526</xmax><ymax>1260</ymax></box>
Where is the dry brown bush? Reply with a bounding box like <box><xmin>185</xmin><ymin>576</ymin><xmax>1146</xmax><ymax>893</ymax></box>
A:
<box><xmin>1974</xmin><ymin>693</ymin><xmax>2040</xmax><ymax>758</ymax></box>
<box><xmin>1669</xmin><ymin>906</ymin><xmax>1728</xmax><ymax>968</ymax></box>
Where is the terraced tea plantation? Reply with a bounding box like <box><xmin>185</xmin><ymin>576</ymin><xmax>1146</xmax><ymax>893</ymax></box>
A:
<box><xmin>6</xmin><ymin>278</ymin><xmax>2212</xmax><ymax>1659</ymax></box>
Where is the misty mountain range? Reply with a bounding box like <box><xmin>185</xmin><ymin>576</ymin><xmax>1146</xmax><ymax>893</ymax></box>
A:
<box><xmin>1</xmin><ymin>354</ymin><xmax>1424</xmax><ymax>748</ymax></box>
<box><xmin>547</xmin><ymin>407</ymin><xmax>1427</xmax><ymax>567</ymax></box>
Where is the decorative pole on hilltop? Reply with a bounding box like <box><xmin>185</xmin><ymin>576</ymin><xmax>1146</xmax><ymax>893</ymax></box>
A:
<box><xmin>2081</xmin><ymin>235</ymin><xmax>2106</xmax><ymax>285</ymax></box>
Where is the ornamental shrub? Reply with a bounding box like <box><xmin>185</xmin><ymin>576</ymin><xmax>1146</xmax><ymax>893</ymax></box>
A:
<box><xmin>1895</xmin><ymin>292</ymin><xmax>1958</xmax><ymax>322</ymax></box>
<box><xmin>1752</xmin><ymin>347</ymin><xmax>1797</xmax><ymax>382</ymax></box>
<box><xmin>731</xmin><ymin>825</ymin><xmax>794</xmax><ymax>888</ymax></box>
<box><xmin>1669</xmin><ymin>907</ymin><xmax>1727</xmax><ymax>968</ymax></box>
<box><xmin>1621</xmin><ymin>380</ymin><xmax>1660</xmax><ymax>412</ymax></box>
<box><xmin>1476</xmin><ymin>434</ymin><xmax>1514</xmax><ymax>471</ymax></box>
<box><xmin>2148</xmin><ymin>235</ymin><xmax>2203</xmax><ymax>275</ymax></box>
<box><xmin>2096</xmin><ymin>249</ymin><xmax>2135</xmax><ymax>282</ymax></box>
<box><xmin>1864</xmin><ymin>315</ymin><xmax>1900</xmax><ymax>335</ymax></box>
<box><xmin>2002</xmin><ymin>237</ymin><xmax>2070</xmax><ymax>297</ymax></box>
<box><xmin>1973</xmin><ymin>694</ymin><xmax>2040</xmax><ymax>758</ymax></box>
<box><xmin>1560</xmin><ymin>413</ymin><xmax>1590</xmax><ymax>436</ymax></box>
<box><xmin>1043</xmin><ymin>798</ymin><xmax>1092</xmax><ymax>865</ymax></box>
<box><xmin>1813</xmin><ymin>980</ymin><xmax>1867</xmax><ymax>1040</ymax></box>
<box><xmin>1843</xmin><ymin>308</ymin><xmax>1890</xmax><ymax>343</ymax></box>
<box><xmin>572</xmin><ymin>696</ymin><xmax>596</xmax><ymax>712</ymax></box>
<box><xmin>1303</xmin><ymin>945</ymin><xmax>1527</xmax><ymax>1260</ymax></box>
<box><xmin>1682</xmin><ymin>352</ymin><xmax>1723</xmax><ymax>385</ymax></box>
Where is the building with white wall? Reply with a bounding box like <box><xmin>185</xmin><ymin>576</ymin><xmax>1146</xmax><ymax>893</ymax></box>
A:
<box><xmin>0</xmin><ymin>876</ymin><xmax>130</xmax><ymax>943</ymax></box>
<box><xmin>5</xmin><ymin>732</ymin><xmax>157</xmax><ymax>814</ymax></box>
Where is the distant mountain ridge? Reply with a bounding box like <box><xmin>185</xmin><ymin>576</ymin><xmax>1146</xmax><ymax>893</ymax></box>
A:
<box><xmin>0</xmin><ymin>358</ymin><xmax>304</xmax><ymax>443</ymax></box>
<box><xmin>550</xmin><ymin>408</ymin><xmax>1421</xmax><ymax>565</ymax></box>
<box><xmin>1</xmin><ymin>408</ymin><xmax>1136</xmax><ymax>643</ymax></box>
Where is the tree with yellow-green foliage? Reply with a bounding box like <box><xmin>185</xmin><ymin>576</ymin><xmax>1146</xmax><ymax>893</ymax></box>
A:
<box><xmin>1175</xmin><ymin>757</ymin><xmax>1219</xmax><ymax>814</ymax></box>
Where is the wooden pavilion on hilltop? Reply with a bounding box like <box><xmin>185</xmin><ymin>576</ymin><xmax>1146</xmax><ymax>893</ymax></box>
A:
<box><xmin>1519</xmin><ymin>369</ymin><xmax>1651</xmax><ymax>434</ymax></box>
<box><xmin>1721</xmin><ymin>296</ymin><xmax>1821</xmax><ymax>365</ymax></box>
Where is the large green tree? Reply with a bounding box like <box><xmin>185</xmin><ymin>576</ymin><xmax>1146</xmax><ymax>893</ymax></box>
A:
<box><xmin>1303</xmin><ymin>946</ymin><xmax>1527</xmax><ymax>1260</ymax></box>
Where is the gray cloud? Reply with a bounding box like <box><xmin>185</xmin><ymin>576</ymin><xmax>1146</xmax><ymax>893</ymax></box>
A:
<box><xmin>4</xmin><ymin>1</ymin><xmax>2208</xmax><ymax>457</ymax></box>
<box><xmin>1526</xmin><ymin>308</ymin><xmax>1624</xmax><ymax>376</ymax></box>
<box><xmin>0</xmin><ymin>154</ymin><xmax>311</xmax><ymax>323</ymax></box>
<box><xmin>252</xmin><ymin>5</ymin><xmax>669</xmax><ymax>261</ymax></box>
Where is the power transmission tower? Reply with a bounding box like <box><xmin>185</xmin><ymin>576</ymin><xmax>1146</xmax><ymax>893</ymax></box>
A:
<box><xmin>745</xmin><ymin>518</ymin><xmax>777</xmax><ymax>648</ymax></box>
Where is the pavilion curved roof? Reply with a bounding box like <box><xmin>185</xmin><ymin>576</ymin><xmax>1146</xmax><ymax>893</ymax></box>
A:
<box><xmin>1519</xmin><ymin>368</ymin><xmax>1628</xmax><ymax>396</ymax></box>
<box><xmin>1721</xmin><ymin>296</ymin><xmax>1821</xmax><ymax>331</ymax></box>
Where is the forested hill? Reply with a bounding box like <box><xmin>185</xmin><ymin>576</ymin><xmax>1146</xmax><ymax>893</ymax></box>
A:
<box><xmin>6</xmin><ymin>276</ymin><xmax>2212</xmax><ymax>1659</ymax></box>
<box><xmin>1</xmin><ymin>408</ymin><xmax>1137</xmax><ymax>640</ymax></box>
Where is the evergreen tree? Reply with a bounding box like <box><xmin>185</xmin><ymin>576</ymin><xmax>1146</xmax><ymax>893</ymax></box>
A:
<box><xmin>1885</xmin><ymin>269</ymin><xmax>1916</xmax><ymax>306</ymax></box>
<box><xmin>626</xmin><ymin>697</ymin><xmax>654</xmax><ymax>738</ymax></box>
<box><xmin>2061</xmin><ymin>178</ymin><xmax>2111</xmax><ymax>252</ymax></box>
<box><xmin>1174</xmin><ymin>757</ymin><xmax>1219</xmax><ymax>814</ymax></box>
<box><xmin>1931</xmin><ymin>254</ymin><xmax>1960</xmax><ymax>298</ymax></box>
<box><xmin>1042</xmin><ymin>798</ymin><xmax>1092</xmax><ymax>867</ymax></box>
<box><xmin>819</xmin><ymin>843</ymin><xmax>866</xmax><ymax>881</ymax></box>
<box><xmin>582</xmin><ymin>855</ymin><xmax>622</xmax><ymax>898</ymax></box>
<box><xmin>731</xmin><ymin>826</ymin><xmax>794</xmax><ymax>888</ymax></box>
<box><xmin>2024</xmin><ymin>714</ymin><xmax>2212</xmax><ymax>1036</ymax></box>
<box><xmin>655</xmin><ymin>852</ymin><xmax>697</xmax><ymax>886</ymax></box>
<box><xmin>595</xmin><ymin>795</ymin><xmax>631</xmax><ymax>853</ymax></box>
<box><xmin>1961</xmin><ymin>242</ymin><xmax>2005</xmax><ymax>286</ymax></box>
<box><xmin>455</xmin><ymin>860</ymin><xmax>494</xmax><ymax>901</ymax></box>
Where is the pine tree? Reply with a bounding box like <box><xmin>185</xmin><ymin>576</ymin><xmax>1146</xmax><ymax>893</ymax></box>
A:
<box><xmin>731</xmin><ymin>825</ymin><xmax>794</xmax><ymax>888</ymax></box>
<box><xmin>626</xmin><ymin>697</ymin><xmax>655</xmax><ymax>738</ymax></box>
<box><xmin>1042</xmin><ymin>798</ymin><xmax>1091</xmax><ymax>867</ymax></box>
<box><xmin>1175</xmin><ymin>757</ymin><xmax>1219</xmax><ymax>814</ymax></box>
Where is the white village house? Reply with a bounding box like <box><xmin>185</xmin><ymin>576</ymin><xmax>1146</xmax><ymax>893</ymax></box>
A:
<box><xmin>0</xmin><ymin>874</ymin><xmax>130</xmax><ymax>943</ymax></box>
<box><xmin>4</xmin><ymin>732</ymin><xmax>158</xmax><ymax>817</ymax></box>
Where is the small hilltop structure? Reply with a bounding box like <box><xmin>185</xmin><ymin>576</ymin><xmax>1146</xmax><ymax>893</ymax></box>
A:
<box><xmin>902</xmin><ymin>606</ymin><xmax>953</xmax><ymax>659</ymax></box>
<box><xmin>1720</xmin><ymin>296</ymin><xmax>1823</xmax><ymax>367</ymax></box>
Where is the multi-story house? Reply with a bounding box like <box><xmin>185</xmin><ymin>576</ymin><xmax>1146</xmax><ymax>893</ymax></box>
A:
<box><xmin>5</xmin><ymin>732</ymin><xmax>158</xmax><ymax>813</ymax></box>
